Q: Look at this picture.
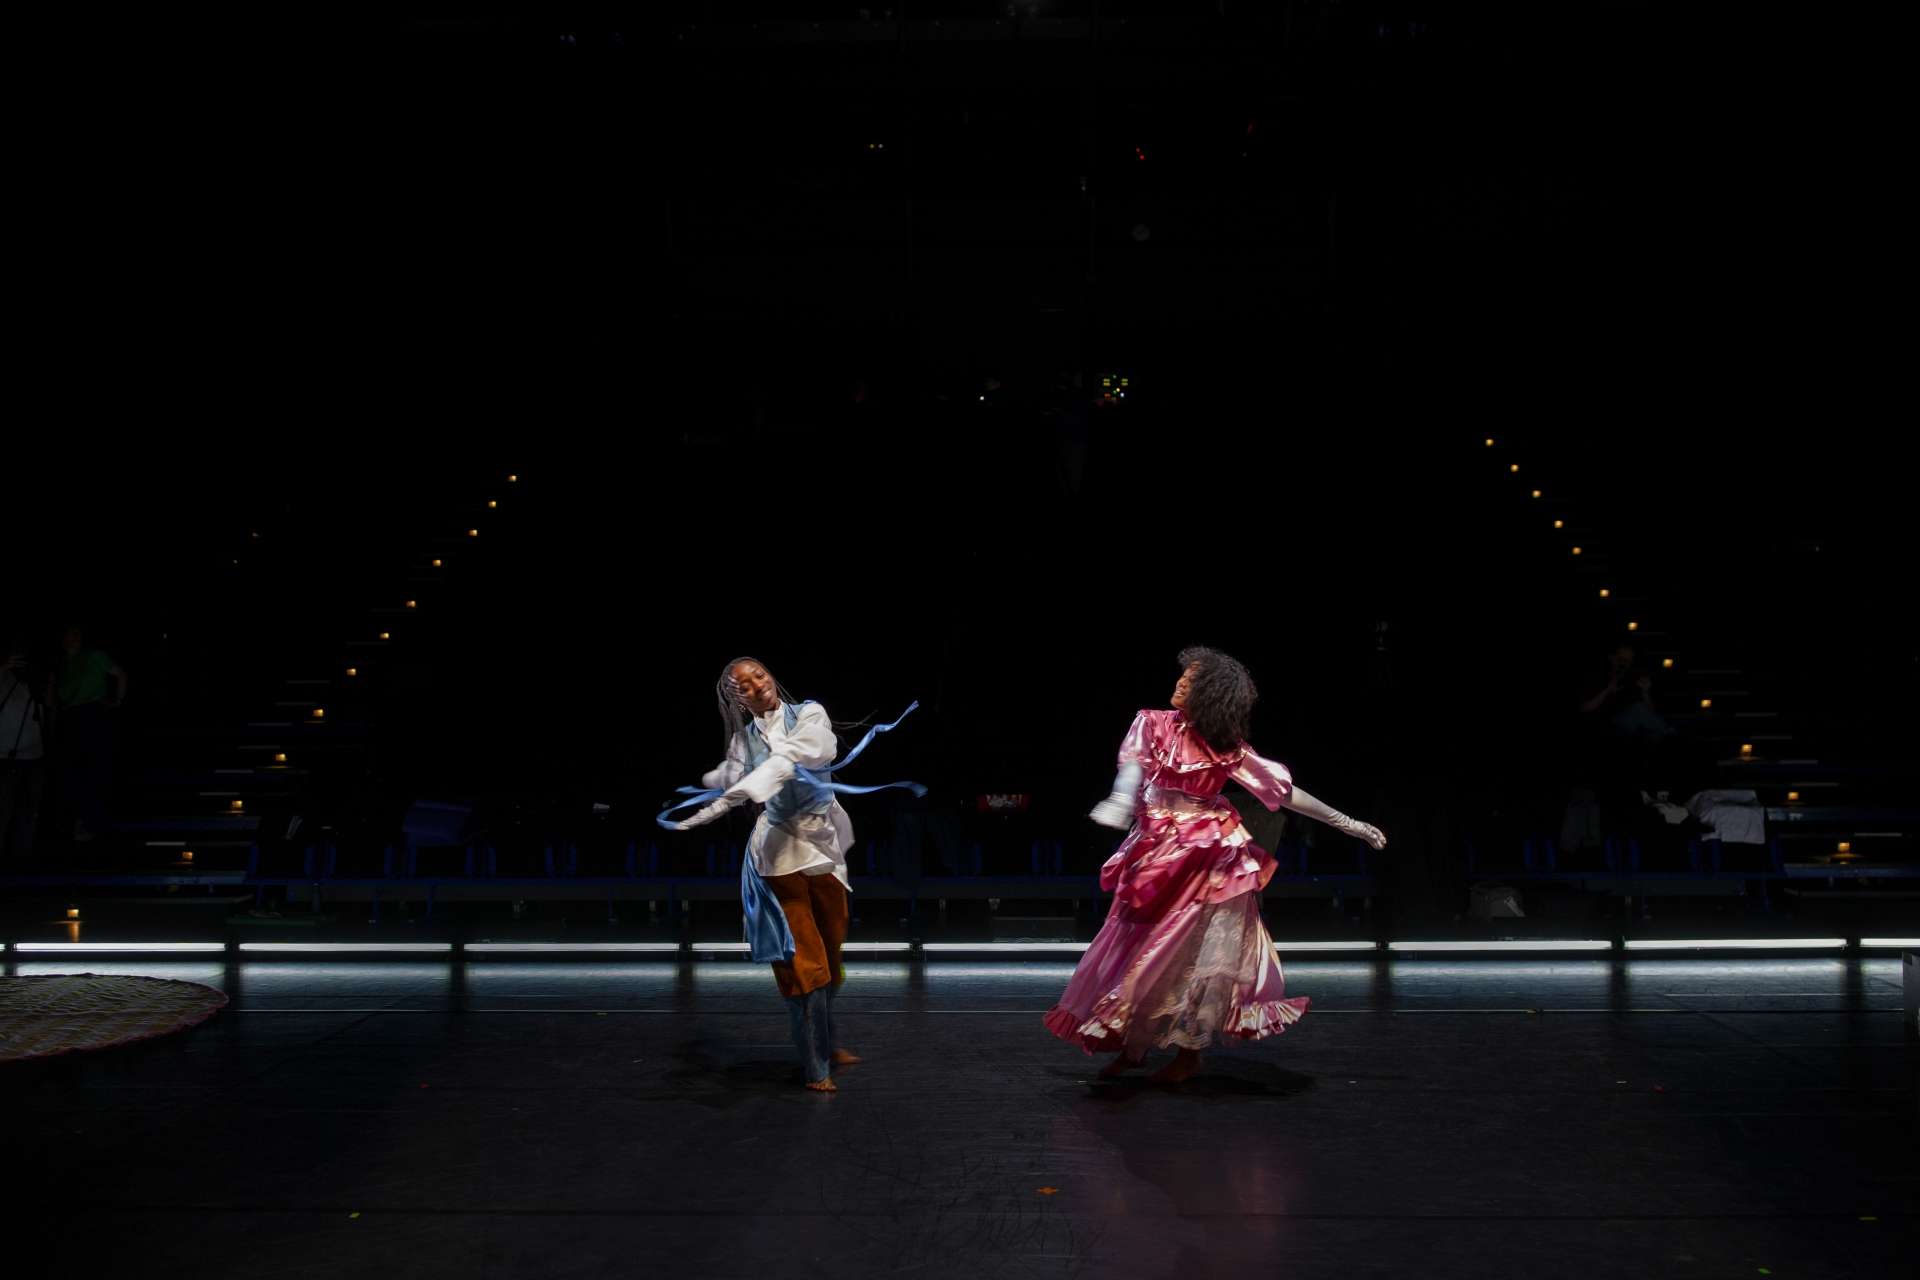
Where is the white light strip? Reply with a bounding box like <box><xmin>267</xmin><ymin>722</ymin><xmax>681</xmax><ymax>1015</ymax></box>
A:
<box><xmin>464</xmin><ymin>942</ymin><xmax>683</xmax><ymax>953</ymax></box>
<box><xmin>1389</xmin><ymin>940</ymin><xmax>1614</xmax><ymax>953</ymax></box>
<box><xmin>1622</xmin><ymin>938</ymin><xmax>1845</xmax><ymax>951</ymax></box>
<box><xmin>16</xmin><ymin>938</ymin><xmax>1866</xmax><ymax>957</ymax></box>
<box><xmin>692</xmin><ymin>941</ymin><xmax>919</xmax><ymax>954</ymax></box>
<box><xmin>1274</xmin><ymin>941</ymin><xmax>1381</xmax><ymax>952</ymax></box>
<box><xmin>237</xmin><ymin>943</ymin><xmax>453</xmax><ymax>953</ymax></box>
<box><xmin>921</xmin><ymin>942</ymin><xmax>1088</xmax><ymax>953</ymax></box>
<box><xmin>11</xmin><ymin>942</ymin><xmax>228</xmax><ymax>953</ymax></box>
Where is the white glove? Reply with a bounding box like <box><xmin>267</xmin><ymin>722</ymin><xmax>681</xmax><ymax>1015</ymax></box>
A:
<box><xmin>1284</xmin><ymin>785</ymin><xmax>1388</xmax><ymax>851</ymax></box>
<box><xmin>1089</xmin><ymin>793</ymin><xmax>1135</xmax><ymax>830</ymax></box>
<box><xmin>1335</xmin><ymin>817</ymin><xmax>1388</xmax><ymax>852</ymax></box>
<box><xmin>1088</xmin><ymin>760</ymin><xmax>1143</xmax><ymax>830</ymax></box>
<box><xmin>675</xmin><ymin>792</ymin><xmax>743</xmax><ymax>831</ymax></box>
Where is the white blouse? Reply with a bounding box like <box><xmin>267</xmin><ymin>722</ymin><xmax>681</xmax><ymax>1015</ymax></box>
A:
<box><xmin>704</xmin><ymin>702</ymin><xmax>852</xmax><ymax>887</ymax></box>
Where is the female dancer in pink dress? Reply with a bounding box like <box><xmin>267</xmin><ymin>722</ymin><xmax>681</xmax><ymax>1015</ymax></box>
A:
<box><xmin>1044</xmin><ymin>647</ymin><xmax>1388</xmax><ymax>1084</ymax></box>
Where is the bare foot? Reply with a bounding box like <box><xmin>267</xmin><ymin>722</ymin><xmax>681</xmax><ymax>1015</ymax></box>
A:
<box><xmin>1150</xmin><ymin>1049</ymin><xmax>1201</xmax><ymax>1085</ymax></box>
<box><xmin>805</xmin><ymin>1076</ymin><xmax>838</xmax><ymax>1092</ymax></box>
<box><xmin>1098</xmin><ymin>1053</ymin><xmax>1143</xmax><ymax>1080</ymax></box>
<box><xmin>830</xmin><ymin>1048</ymin><xmax>863</xmax><ymax>1066</ymax></box>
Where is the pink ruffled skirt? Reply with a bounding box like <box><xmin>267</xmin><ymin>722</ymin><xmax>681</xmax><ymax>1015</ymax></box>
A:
<box><xmin>1045</xmin><ymin>826</ymin><xmax>1307</xmax><ymax>1054</ymax></box>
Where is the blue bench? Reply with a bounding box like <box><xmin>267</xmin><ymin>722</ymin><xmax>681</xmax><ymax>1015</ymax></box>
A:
<box><xmin>1465</xmin><ymin>835</ymin><xmax>1791</xmax><ymax>909</ymax></box>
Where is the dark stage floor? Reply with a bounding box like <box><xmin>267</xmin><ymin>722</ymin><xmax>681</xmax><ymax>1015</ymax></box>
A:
<box><xmin>6</xmin><ymin>954</ymin><xmax>1915</xmax><ymax>1279</ymax></box>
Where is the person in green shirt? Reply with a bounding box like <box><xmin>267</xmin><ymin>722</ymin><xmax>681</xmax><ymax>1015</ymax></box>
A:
<box><xmin>53</xmin><ymin>625</ymin><xmax>128</xmax><ymax>843</ymax></box>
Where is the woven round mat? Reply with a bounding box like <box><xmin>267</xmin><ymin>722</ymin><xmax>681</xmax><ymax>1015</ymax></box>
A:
<box><xmin>0</xmin><ymin>974</ymin><xmax>228</xmax><ymax>1062</ymax></box>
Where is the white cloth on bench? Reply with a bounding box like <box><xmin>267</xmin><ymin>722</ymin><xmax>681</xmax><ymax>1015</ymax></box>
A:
<box><xmin>1686</xmin><ymin>788</ymin><xmax>1767</xmax><ymax>845</ymax></box>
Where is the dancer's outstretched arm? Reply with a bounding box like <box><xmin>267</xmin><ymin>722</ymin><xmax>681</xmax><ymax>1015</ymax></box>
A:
<box><xmin>1281</xmin><ymin>786</ymin><xmax>1388</xmax><ymax>851</ymax></box>
<box><xmin>1089</xmin><ymin>761</ymin><xmax>1144</xmax><ymax>830</ymax></box>
<box><xmin>1088</xmin><ymin>712</ymin><xmax>1150</xmax><ymax>830</ymax></box>
<box><xmin>1231</xmin><ymin>746</ymin><xmax>1387</xmax><ymax>850</ymax></box>
<box><xmin>678</xmin><ymin>703</ymin><xmax>838</xmax><ymax>830</ymax></box>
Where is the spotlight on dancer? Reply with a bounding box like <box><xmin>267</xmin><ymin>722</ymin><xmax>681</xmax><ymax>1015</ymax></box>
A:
<box><xmin>662</xmin><ymin>657</ymin><xmax>924</xmax><ymax>1092</ymax></box>
<box><xmin>1045</xmin><ymin>647</ymin><xmax>1388</xmax><ymax>1085</ymax></box>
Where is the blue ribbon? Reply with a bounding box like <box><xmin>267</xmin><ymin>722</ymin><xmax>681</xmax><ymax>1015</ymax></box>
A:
<box><xmin>741</xmin><ymin>852</ymin><xmax>796</xmax><ymax>963</ymax></box>
<box><xmin>656</xmin><ymin>702</ymin><xmax>926</xmax><ymax>830</ymax></box>
<box><xmin>655</xmin><ymin>785</ymin><xmax>727</xmax><ymax>829</ymax></box>
<box><xmin>823</xmin><ymin>701</ymin><xmax>920</xmax><ymax>773</ymax></box>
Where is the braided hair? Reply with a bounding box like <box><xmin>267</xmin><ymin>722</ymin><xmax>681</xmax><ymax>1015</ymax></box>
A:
<box><xmin>714</xmin><ymin>656</ymin><xmax>801</xmax><ymax>755</ymax></box>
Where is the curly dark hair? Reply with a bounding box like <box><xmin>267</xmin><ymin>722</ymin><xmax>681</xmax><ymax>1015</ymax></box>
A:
<box><xmin>1177</xmin><ymin>645</ymin><xmax>1258</xmax><ymax>753</ymax></box>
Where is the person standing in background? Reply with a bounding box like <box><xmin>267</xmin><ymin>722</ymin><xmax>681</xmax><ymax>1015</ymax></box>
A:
<box><xmin>53</xmin><ymin>624</ymin><xmax>128</xmax><ymax>844</ymax></box>
<box><xmin>0</xmin><ymin>637</ymin><xmax>48</xmax><ymax>861</ymax></box>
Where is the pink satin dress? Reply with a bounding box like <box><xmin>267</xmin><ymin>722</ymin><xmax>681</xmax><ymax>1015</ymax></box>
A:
<box><xmin>1044</xmin><ymin>709</ymin><xmax>1309</xmax><ymax>1054</ymax></box>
